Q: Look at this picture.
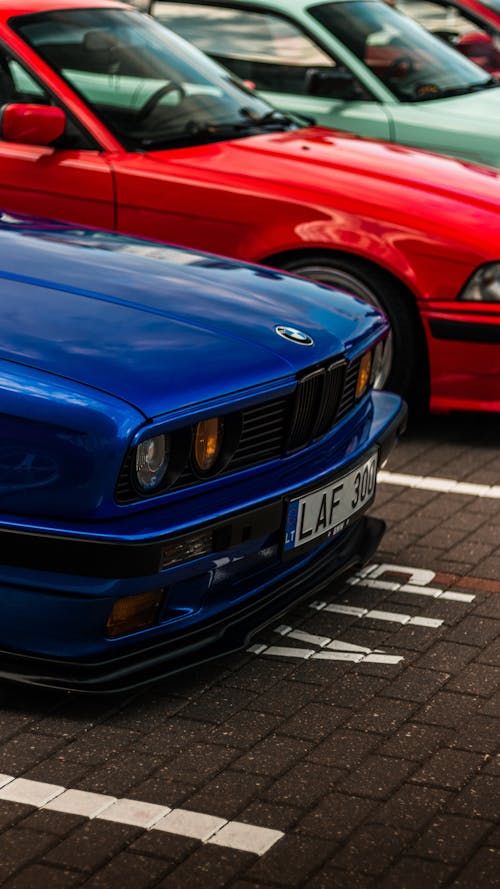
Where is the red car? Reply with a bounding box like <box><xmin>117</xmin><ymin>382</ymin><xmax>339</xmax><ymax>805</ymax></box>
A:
<box><xmin>1</xmin><ymin>0</ymin><xmax>500</xmax><ymax>413</ymax></box>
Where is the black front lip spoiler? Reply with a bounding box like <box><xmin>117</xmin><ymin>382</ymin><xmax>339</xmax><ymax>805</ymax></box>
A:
<box><xmin>0</xmin><ymin>515</ymin><xmax>385</xmax><ymax>694</ymax></box>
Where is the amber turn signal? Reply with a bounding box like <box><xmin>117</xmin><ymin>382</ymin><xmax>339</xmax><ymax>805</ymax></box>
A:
<box><xmin>193</xmin><ymin>416</ymin><xmax>224</xmax><ymax>473</ymax></box>
<box><xmin>356</xmin><ymin>351</ymin><xmax>372</xmax><ymax>399</ymax></box>
<box><xmin>106</xmin><ymin>589</ymin><xmax>164</xmax><ymax>638</ymax></box>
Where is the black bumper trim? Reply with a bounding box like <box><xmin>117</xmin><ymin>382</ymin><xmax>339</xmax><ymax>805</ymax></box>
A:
<box><xmin>429</xmin><ymin>317</ymin><xmax>500</xmax><ymax>344</ymax></box>
<box><xmin>0</xmin><ymin>516</ymin><xmax>385</xmax><ymax>693</ymax></box>
<box><xmin>0</xmin><ymin>500</ymin><xmax>283</xmax><ymax>580</ymax></box>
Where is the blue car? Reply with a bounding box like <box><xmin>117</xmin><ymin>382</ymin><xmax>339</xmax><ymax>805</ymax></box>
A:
<box><xmin>0</xmin><ymin>214</ymin><xmax>405</xmax><ymax>691</ymax></box>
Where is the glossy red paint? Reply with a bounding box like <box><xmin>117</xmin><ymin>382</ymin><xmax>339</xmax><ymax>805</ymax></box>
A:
<box><xmin>444</xmin><ymin>0</ymin><xmax>500</xmax><ymax>32</ymax></box>
<box><xmin>1</xmin><ymin>103</ymin><xmax>65</xmax><ymax>144</ymax></box>
<box><xmin>0</xmin><ymin>0</ymin><xmax>499</xmax><ymax>413</ymax></box>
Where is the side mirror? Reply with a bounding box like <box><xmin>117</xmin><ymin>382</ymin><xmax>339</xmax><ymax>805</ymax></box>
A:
<box><xmin>0</xmin><ymin>104</ymin><xmax>66</xmax><ymax>146</ymax></box>
<box><xmin>305</xmin><ymin>67</ymin><xmax>357</xmax><ymax>99</ymax></box>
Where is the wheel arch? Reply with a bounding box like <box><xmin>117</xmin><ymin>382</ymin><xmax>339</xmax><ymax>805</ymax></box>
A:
<box><xmin>262</xmin><ymin>246</ymin><xmax>430</xmax><ymax>407</ymax></box>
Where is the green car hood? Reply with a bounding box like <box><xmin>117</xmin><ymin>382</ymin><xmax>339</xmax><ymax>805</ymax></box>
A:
<box><xmin>391</xmin><ymin>86</ymin><xmax>500</xmax><ymax>168</ymax></box>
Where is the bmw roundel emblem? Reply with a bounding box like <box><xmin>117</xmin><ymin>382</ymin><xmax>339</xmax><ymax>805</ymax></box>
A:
<box><xmin>275</xmin><ymin>325</ymin><xmax>314</xmax><ymax>346</ymax></box>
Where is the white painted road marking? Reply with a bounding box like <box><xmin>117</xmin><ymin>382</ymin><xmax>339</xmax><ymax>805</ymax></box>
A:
<box><xmin>249</xmin><ymin>562</ymin><xmax>475</xmax><ymax>668</ymax></box>
<box><xmin>45</xmin><ymin>789</ymin><xmax>117</xmax><ymax>818</ymax></box>
<box><xmin>249</xmin><ymin>624</ymin><xmax>404</xmax><ymax>664</ymax></box>
<box><xmin>310</xmin><ymin>601</ymin><xmax>444</xmax><ymax>627</ymax></box>
<box><xmin>208</xmin><ymin>821</ymin><xmax>283</xmax><ymax>855</ymax></box>
<box><xmin>0</xmin><ymin>774</ymin><xmax>283</xmax><ymax>854</ymax></box>
<box><xmin>156</xmin><ymin>809</ymin><xmax>227</xmax><ymax>841</ymax></box>
<box><xmin>349</xmin><ymin>563</ymin><xmax>476</xmax><ymax>603</ymax></box>
<box><xmin>0</xmin><ymin>778</ymin><xmax>63</xmax><ymax>807</ymax></box>
<box><xmin>98</xmin><ymin>799</ymin><xmax>170</xmax><ymax>828</ymax></box>
<box><xmin>248</xmin><ymin>642</ymin><xmax>403</xmax><ymax>664</ymax></box>
<box><xmin>379</xmin><ymin>470</ymin><xmax>500</xmax><ymax>498</ymax></box>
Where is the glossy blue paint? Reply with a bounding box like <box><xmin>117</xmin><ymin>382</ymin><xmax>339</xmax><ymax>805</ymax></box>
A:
<box><xmin>0</xmin><ymin>212</ymin><xmax>404</xmax><ymax>688</ymax></box>
<box><xmin>0</xmin><ymin>221</ymin><xmax>385</xmax><ymax>419</ymax></box>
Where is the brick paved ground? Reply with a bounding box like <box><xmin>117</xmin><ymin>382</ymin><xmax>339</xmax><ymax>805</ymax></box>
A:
<box><xmin>0</xmin><ymin>411</ymin><xmax>498</xmax><ymax>888</ymax></box>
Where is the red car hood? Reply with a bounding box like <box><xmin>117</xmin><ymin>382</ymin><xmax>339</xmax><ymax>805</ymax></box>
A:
<box><xmin>148</xmin><ymin>126</ymin><xmax>500</xmax><ymax>246</ymax></box>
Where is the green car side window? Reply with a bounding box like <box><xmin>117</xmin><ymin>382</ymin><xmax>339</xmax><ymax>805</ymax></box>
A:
<box><xmin>151</xmin><ymin>1</ymin><xmax>364</xmax><ymax>97</ymax></box>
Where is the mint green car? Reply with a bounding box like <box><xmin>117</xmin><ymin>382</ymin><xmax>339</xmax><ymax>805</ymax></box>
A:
<box><xmin>149</xmin><ymin>0</ymin><xmax>500</xmax><ymax>167</ymax></box>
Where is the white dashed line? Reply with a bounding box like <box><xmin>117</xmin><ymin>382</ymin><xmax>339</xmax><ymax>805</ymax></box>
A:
<box><xmin>155</xmin><ymin>809</ymin><xmax>227</xmax><ymax>841</ymax></box>
<box><xmin>98</xmin><ymin>799</ymin><xmax>170</xmax><ymax>829</ymax></box>
<box><xmin>44</xmin><ymin>789</ymin><xmax>117</xmax><ymax>818</ymax></box>
<box><xmin>378</xmin><ymin>470</ymin><xmax>500</xmax><ymax>498</ymax></box>
<box><xmin>0</xmin><ymin>775</ymin><xmax>283</xmax><ymax>854</ymax></box>
<box><xmin>0</xmin><ymin>778</ymin><xmax>64</xmax><ymax>807</ymax></box>
<box><xmin>208</xmin><ymin>821</ymin><xmax>286</xmax><ymax>855</ymax></box>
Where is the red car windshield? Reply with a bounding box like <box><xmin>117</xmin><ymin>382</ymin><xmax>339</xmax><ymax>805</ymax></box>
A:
<box><xmin>11</xmin><ymin>7</ymin><xmax>285</xmax><ymax>148</ymax></box>
<box><xmin>310</xmin><ymin>0</ymin><xmax>493</xmax><ymax>100</ymax></box>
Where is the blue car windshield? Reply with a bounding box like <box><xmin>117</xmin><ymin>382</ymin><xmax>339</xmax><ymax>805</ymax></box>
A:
<box><xmin>11</xmin><ymin>7</ymin><xmax>285</xmax><ymax>148</ymax></box>
<box><xmin>309</xmin><ymin>0</ymin><xmax>493</xmax><ymax>100</ymax></box>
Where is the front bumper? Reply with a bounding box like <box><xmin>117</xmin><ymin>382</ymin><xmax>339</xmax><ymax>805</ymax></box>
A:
<box><xmin>0</xmin><ymin>395</ymin><xmax>406</xmax><ymax>692</ymax></box>
<box><xmin>423</xmin><ymin>302</ymin><xmax>500</xmax><ymax>412</ymax></box>
<box><xmin>0</xmin><ymin>515</ymin><xmax>384</xmax><ymax>693</ymax></box>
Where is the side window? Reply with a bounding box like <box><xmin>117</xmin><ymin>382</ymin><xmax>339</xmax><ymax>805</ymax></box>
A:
<box><xmin>0</xmin><ymin>48</ymin><xmax>94</xmax><ymax>149</ymax></box>
<box><xmin>8</xmin><ymin>59</ymin><xmax>47</xmax><ymax>100</ymax></box>
<box><xmin>151</xmin><ymin>2</ymin><xmax>362</xmax><ymax>96</ymax></box>
<box><xmin>0</xmin><ymin>49</ymin><xmax>51</xmax><ymax>106</ymax></box>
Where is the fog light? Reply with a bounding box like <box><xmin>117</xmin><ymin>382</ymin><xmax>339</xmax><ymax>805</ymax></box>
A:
<box><xmin>193</xmin><ymin>417</ymin><xmax>224</xmax><ymax>473</ymax></box>
<box><xmin>106</xmin><ymin>589</ymin><xmax>164</xmax><ymax>638</ymax></box>
<box><xmin>161</xmin><ymin>530</ymin><xmax>213</xmax><ymax>569</ymax></box>
<box><xmin>356</xmin><ymin>351</ymin><xmax>372</xmax><ymax>399</ymax></box>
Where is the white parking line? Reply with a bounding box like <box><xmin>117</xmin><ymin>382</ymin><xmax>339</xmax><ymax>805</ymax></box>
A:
<box><xmin>378</xmin><ymin>470</ymin><xmax>500</xmax><ymax>498</ymax></box>
<box><xmin>0</xmin><ymin>775</ymin><xmax>282</xmax><ymax>855</ymax></box>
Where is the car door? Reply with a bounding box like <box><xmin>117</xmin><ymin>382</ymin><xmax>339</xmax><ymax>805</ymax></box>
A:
<box><xmin>151</xmin><ymin>1</ymin><xmax>393</xmax><ymax>140</ymax></box>
<box><xmin>0</xmin><ymin>47</ymin><xmax>114</xmax><ymax>229</ymax></box>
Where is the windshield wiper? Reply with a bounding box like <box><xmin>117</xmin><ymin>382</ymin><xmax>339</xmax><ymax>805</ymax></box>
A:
<box><xmin>140</xmin><ymin>112</ymin><xmax>294</xmax><ymax>149</ymax></box>
<box><xmin>140</xmin><ymin>119</ymin><xmax>257</xmax><ymax>148</ymax></box>
<box><xmin>434</xmin><ymin>79</ymin><xmax>498</xmax><ymax>98</ymax></box>
<box><xmin>239</xmin><ymin>108</ymin><xmax>295</xmax><ymax>128</ymax></box>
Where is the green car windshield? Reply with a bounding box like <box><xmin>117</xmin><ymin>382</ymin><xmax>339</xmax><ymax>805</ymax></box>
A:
<box><xmin>11</xmin><ymin>7</ymin><xmax>281</xmax><ymax>149</ymax></box>
<box><xmin>310</xmin><ymin>0</ymin><xmax>492</xmax><ymax>100</ymax></box>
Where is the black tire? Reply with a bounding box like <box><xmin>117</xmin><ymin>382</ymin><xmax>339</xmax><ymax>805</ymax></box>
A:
<box><xmin>276</xmin><ymin>253</ymin><xmax>427</xmax><ymax>406</ymax></box>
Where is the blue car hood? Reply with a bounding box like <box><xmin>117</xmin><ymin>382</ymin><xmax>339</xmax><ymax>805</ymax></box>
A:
<box><xmin>0</xmin><ymin>219</ymin><xmax>385</xmax><ymax>419</ymax></box>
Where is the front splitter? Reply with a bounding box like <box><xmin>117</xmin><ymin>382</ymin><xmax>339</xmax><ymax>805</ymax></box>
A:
<box><xmin>0</xmin><ymin>515</ymin><xmax>384</xmax><ymax>694</ymax></box>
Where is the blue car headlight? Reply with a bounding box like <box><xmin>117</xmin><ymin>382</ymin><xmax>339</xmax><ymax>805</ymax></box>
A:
<box><xmin>459</xmin><ymin>262</ymin><xmax>500</xmax><ymax>302</ymax></box>
<box><xmin>135</xmin><ymin>434</ymin><xmax>170</xmax><ymax>491</ymax></box>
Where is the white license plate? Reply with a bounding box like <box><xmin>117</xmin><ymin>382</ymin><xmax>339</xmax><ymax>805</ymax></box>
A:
<box><xmin>283</xmin><ymin>452</ymin><xmax>378</xmax><ymax>552</ymax></box>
